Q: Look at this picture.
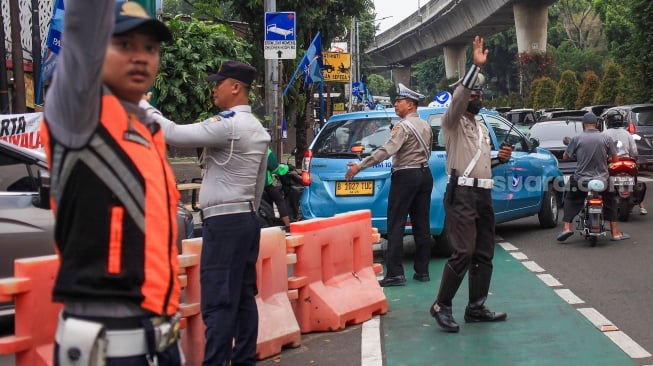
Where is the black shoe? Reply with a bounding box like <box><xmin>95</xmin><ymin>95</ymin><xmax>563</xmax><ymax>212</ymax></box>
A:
<box><xmin>430</xmin><ymin>301</ymin><xmax>459</xmax><ymax>332</ymax></box>
<box><xmin>464</xmin><ymin>304</ymin><xmax>507</xmax><ymax>323</ymax></box>
<box><xmin>378</xmin><ymin>275</ymin><xmax>406</xmax><ymax>287</ymax></box>
<box><xmin>413</xmin><ymin>273</ymin><xmax>430</xmax><ymax>282</ymax></box>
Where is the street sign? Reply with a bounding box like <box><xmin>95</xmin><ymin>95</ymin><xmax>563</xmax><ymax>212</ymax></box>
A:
<box><xmin>323</xmin><ymin>52</ymin><xmax>351</xmax><ymax>82</ymax></box>
<box><xmin>428</xmin><ymin>91</ymin><xmax>452</xmax><ymax>108</ymax></box>
<box><xmin>264</xmin><ymin>12</ymin><xmax>296</xmax><ymax>59</ymax></box>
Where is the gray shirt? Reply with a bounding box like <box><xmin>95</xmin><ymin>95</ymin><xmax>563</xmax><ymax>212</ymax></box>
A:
<box><xmin>441</xmin><ymin>65</ymin><xmax>492</xmax><ymax>179</ymax></box>
<box><xmin>603</xmin><ymin>127</ymin><xmax>637</xmax><ymax>157</ymax></box>
<box><xmin>144</xmin><ymin>103</ymin><xmax>270</xmax><ymax>209</ymax></box>
<box><xmin>358</xmin><ymin>112</ymin><xmax>432</xmax><ymax>170</ymax></box>
<box><xmin>565</xmin><ymin>129</ymin><xmax>617</xmax><ymax>181</ymax></box>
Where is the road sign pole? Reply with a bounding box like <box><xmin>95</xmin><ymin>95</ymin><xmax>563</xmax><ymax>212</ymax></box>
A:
<box><xmin>276</xmin><ymin>58</ymin><xmax>283</xmax><ymax>158</ymax></box>
<box><xmin>264</xmin><ymin>0</ymin><xmax>278</xmax><ymax>155</ymax></box>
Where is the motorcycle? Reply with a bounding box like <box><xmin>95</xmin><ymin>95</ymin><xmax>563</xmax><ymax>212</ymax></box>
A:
<box><xmin>608</xmin><ymin>155</ymin><xmax>645</xmax><ymax>222</ymax></box>
<box><xmin>258</xmin><ymin>151</ymin><xmax>305</xmax><ymax>228</ymax></box>
<box><xmin>575</xmin><ymin>179</ymin><xmax>608</xmax><ymax>247</ymax></box>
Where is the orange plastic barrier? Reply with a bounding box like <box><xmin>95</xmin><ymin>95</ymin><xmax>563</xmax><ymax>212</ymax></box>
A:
<box><xmin>0</xmin><ymin>255</ymin><xmax>61</xmax><ymax>366</ymax></box>
<box><xmin>179</xmin><ymin>238</ymin><xmax>206</xmax><ymax>366</ymax></box>
<box><xmin>287</xmin><ymin>210</ymin><xmax>388</xmax><ymax>333</ymax></box>
<box><xmin>255</xmin><ymin>227</ymin><xmax>301</xmax><ymax>359</ymax></box>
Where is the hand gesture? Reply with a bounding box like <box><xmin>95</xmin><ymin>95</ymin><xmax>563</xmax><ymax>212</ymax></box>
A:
<box><xmin>345</xmin><ymin>162</ymin><xmax>359</xmax><ymax>181</ymax></box>
<box><xmin>472</xmin><ymin>36</ymin><xmax>489</xmax><ymax>67</ymax></box>
<box><xmin>498</xmin><ymin>144</ymin><xmax>512</xmax><ymax>163</ymax></box>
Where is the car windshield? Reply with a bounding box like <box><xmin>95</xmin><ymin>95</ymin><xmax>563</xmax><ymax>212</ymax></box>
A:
<box><xmin>634</xmin><ymin>108</ymin><xmax>653</xmax><ymax>126</ymax></box>
<box><xmin>312</xmin><ymin>117</ymin><xmax>397</xmax><ymax>157</ymax></box>
<box><xmin>530</xmin><ymin>122</ymin><xmax>582</xmax><ymax>141</ymax></box>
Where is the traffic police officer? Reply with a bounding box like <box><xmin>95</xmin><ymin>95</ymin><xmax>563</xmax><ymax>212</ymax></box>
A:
<box><xmin>145</xmin><ymin>61</ymin><xmax>270</xmax><ymax>365</ymax></box>
<box><xmin>345</xmin><ymin>83</ymin><xmax>434</xmax><ymax>287</ymax></box>
<box><xmin>430</xmin><ymin>36</ymin><xmax>512</xmax><ymax>333</ymax></box>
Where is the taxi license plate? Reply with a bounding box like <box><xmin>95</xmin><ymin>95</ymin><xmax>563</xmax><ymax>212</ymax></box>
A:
<box><xmin>335</xmin><ymin>180</ymin><xmax>374</xmax><ymax>196</ymax></box>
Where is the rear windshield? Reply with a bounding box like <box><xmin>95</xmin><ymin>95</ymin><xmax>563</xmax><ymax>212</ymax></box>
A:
<box><xmin>529</xmin><ymin>122</ymin><xmax>582</xmax><ymax>140</ymax></box>
<box><xmin>311</xmin><ymin>117</ymin><xmax>397</xmax><ymax>158</ymax></box>
<box><xmin>634</xmin><ymin>108</ymin><xmax>653</xmax><ymax>126</ymax></box>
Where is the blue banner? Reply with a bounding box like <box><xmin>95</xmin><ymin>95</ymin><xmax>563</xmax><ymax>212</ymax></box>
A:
<box><xmin>299</xmin><ymin>32</ymin><xmax>323</xmax><ymax>86</ymax></box>
<box><xmin>36</xmin><ymin>0</ymin><xmax>65</xmax><ymax>104</ymax></box>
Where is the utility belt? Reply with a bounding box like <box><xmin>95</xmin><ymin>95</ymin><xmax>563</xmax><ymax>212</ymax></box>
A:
<box><xmin>200</xmin><ymin>201</ymin><xmax>254</xmax><ymax>220</ymax></box>
<box><xmin>55</xmin><ymin>311</ymin><xmax>180</xmax><ymax>365</ymax></box>
<box><xmin>451</xmin><ymin>176</ymin><xmax>494</xmax><ymax>190</ymax></box>
<box><xmin>391</xmin><ymin>162</ymin><xmax>429</xmax><ymax>173</ymax></box>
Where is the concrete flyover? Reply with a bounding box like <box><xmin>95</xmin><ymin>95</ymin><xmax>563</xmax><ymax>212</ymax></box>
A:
<box><xmin>367</xmin><ymin>0</ymin><xmax>557</xmax><ymax>85</ymax></box>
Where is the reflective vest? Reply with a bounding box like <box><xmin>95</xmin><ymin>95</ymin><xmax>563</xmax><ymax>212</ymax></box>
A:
<box><xmin>40</xmin><ymin>94</ymin><xmax>180</xmax><ymax>316</ymax></box>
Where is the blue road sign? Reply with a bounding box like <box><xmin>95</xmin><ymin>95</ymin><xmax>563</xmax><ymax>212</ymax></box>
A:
<box><xmin>264</xmin><ymin>12</ymin><xmax>297</xmax><ymax>59</ymax></box>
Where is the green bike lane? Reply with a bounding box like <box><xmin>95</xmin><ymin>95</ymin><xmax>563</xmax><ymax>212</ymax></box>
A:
<box><xmin>381</xmin><ymin>244</ymin><xmax>636</xmax><ymax>366</ymax></box>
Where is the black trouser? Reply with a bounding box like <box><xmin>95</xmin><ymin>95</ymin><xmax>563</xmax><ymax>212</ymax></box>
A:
<box><xmin>264</xmin><ymin>184</ymin><xmax>289</xmax><ymax>218</ymax></box>
<box><xmin>443</xmin><ymin>185</ymin><xmax>495</xmax><ymax>277</ymax></box>
<box><xmin>563</xmin><ymin>177</ymin><xmax>616</xmax><ymax>223</ymax></box>
<box><xmin>385</xmin><ymin>166</ymin><xmax>433</xmax><ymax>277</ymax></box>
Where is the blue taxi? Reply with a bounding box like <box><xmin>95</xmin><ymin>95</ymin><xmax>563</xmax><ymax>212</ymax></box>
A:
<box><xmin>299</xmin><ymin>107</ymin><xmax>563</xmax><ymax>254</ymax></box>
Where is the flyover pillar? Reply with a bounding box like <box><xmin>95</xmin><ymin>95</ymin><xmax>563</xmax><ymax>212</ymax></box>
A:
<box><xmin>513</xmin><ymin>2</ymin><xmax>549</xmax><ymax>54</ymax></box>
<box><xmin>443</xmin><ymin>44</ymin><xmax>467</xmax><ymax>80</ymax></box>
<box><xmin>393</xmin><ymin>66</ymin><xmax>412</xmax><ymax>88</ymax></box>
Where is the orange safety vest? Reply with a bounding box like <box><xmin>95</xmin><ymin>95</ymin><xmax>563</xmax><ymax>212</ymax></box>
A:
<box><xmin>40</xmin><ymin>94</ymin><xmax>180</xmax><ymax>316</ymax></box>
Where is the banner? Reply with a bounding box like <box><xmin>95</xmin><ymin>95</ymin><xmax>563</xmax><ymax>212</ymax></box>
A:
<box><xmin>36</xmin><ymin>0</ymin><xmax>66</xmax><ymax>105</ymax></box>
<box><xmin>0</xmin><ymin>113</ymin><xmax>45</xmax><ymax>151</ymax></box>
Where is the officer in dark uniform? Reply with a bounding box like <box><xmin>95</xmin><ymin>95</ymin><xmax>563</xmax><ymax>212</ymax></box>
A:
<box><xmin>145</xmin><ymin>61</ymin><xmax>270</xmax><ymax>365</ymax></box>
<box><xmin>345</xmin><ymin>83</ymin><xmax>433</xmax><ymax>287</ymax></box>
<box><xmin>429</xmin><ymin>36</ymin><xmax>512</xmax><ymax>333</ymax></box>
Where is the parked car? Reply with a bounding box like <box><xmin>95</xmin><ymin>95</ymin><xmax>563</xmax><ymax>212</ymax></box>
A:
<box><xmin>300</xmin><ymin>107</ymin><xmax>564</xmax><ymax>254</ymax></box>
<box><xmin>537</xmin><ymin>109</ymin><xmax>586</xmax><ymax>122</ymax></box>
<box><xmin>505</xmin><ymin>108</ymin><xmax>537</xmax><ymax>133</ymax></box>
<box><xmin>527</xmin><ymin>120</ymin><xmax>584</xmax><ymax>177</ymax></box>
<box><xmin>600</xmin><ymin>104</ymin><xmax>653</xmax><ymax>169</ymax></box>
<box><xmin>0</xmin><ymin>139</ymin><xmax>193</xmax><ymax>334</ymax></box>
<box><xmin>581</xmin><ymin>104</ymin><xmax>615</xmax><ymax>117</ymax></box>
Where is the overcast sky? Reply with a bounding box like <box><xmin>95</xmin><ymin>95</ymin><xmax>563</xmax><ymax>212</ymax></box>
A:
<box><xmin>373</xmin><ymin>0</ymin><xmax>423</xmax><ymax>33</ymax></box>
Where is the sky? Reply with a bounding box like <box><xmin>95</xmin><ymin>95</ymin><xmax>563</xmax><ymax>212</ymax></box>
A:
<box><xmin>373</xmin><ymin>0</ymin><xmax>423</xmax><ymax>33</ymax></box>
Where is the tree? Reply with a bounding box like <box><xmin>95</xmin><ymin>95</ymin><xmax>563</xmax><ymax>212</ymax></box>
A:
<box><xmin>628</xmin><ymin>0</ymin><xmax>653</xmax><ymax>102</ymax></box>
<box><xmin>412</xmin><ymin>56</ymin><xmax>445</xmax><ymax>99</ymax></box>
<box><xmin>365</xmin><ymin>74</ymin><xmax>391</xmax><ymax>97</ymax></box>
<box><xmin>575</xmin><ymin>70</ymin><xmax>600</xmax><ymax>108</ymax></box>
<box><xmin>556</xmin><ymin>70</ymin><xmax>580</xmax><ymax>109</ymax></box>
<box><xmin>548</xmin><ymin>41</ymin><xmax>603</xmax><ymax>81</ymax></box>
<box><xmin>551</xmin><ymin>0</ymin><xmax>602</xmax><ymax>50</ymax></box>
<box><xmin>530</xmin><ymin>77</ymin><xmax>557</xmax><ymax>110</ymax></box>
<box><xmin>593</xmin><ymin>62</ymin><xmax>621</xmax><ymax>105</ymax></box>
<box><xmin>155</xmin><ymin>16</ymin><xmax>252</xmax><ymax>123</ymax></box>
<box><xmin>484</xmin><ymin>29</ymin><xmax>519</xmax><ymax>96</ymax></box>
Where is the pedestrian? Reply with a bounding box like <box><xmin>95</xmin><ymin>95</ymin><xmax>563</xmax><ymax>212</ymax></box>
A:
<box><xmin>345</xmin><ymin>83</ymin><xmax>433</xmax><ymax>287</ymax></box>
<box><xmin>602</xmin><ymin>109</ymin><xmax>647</xmax><ymax>215</ymax></box>
<box><xmin>557</xmin><ymin>112</ymin><xmax>630</xmax><ymax>242</ymax></box>
<box><xmin>266</xmin><ymin>147</ymin><xmax>292</xmax><ymax>228</ymax></box>
<box><xmin>429</xmin><ymin>36</ymin><xmax>511</xmax><ymax>333</ymax></box>
<box><xmin>40</xmin><ymin>1</ymin><xmax>183</xmax><ymax>364</ymax></box>
<box><xmin>143</xmin><ymin>60</ymin><xmax>270</xmax><ymax>365</ymax></box>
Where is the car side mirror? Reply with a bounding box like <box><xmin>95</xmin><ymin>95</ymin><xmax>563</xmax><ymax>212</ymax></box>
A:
<box><xmin>529</xmin><ymin>137</ymin><xmax>540</xmax><ymax>149</ymax></box>
<box><xmin>34</xmin><ymin>169</ymin><xmax>51</xmax><ymax>209</ymax></box>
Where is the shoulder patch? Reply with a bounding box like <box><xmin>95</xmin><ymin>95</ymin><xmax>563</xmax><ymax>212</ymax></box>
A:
<box><xmin>390</xmin><ymin>125</ymin><xmax>401</xmax><ymax>138</ymax></box>
<box><xmin>219</xmin><ymin>110</ymin><xmax>235</xmax><ymax>118</ymax></box>
<box><xmin>204</xmin><ymin>116</ymin><xmax>221</xmax><ymax>124</ymax></box>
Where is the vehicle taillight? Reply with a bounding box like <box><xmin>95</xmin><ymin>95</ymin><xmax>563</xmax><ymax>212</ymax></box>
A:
<box><xmin>628</xmin><ymin>122</ymin><xmax>636</xmax><ymax>134</ymax></box>
<box><xmin>588</xmin><ymin>197</ymin><xmax>603</xmax><ymax>206</ymax></box>
<box><xmin>301</xmin><ymin>149</ymin><xmax>312</xmax><ymax>186</ymax></box>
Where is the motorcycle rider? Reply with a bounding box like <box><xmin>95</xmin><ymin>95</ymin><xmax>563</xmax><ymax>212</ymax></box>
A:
<box><xmin>603</xmin><ymin>110</ymin><xmax>647</xmax><ymax>215</ymax></box>
<box><xmin>265</xmin><ymin>147</ymin><xmax>292</xmax><ymax>228</ymax></box>
<box><xmin>557</xmin><ymin>112</ymin><xmax>629</xmax><ymax>242</ymax></box>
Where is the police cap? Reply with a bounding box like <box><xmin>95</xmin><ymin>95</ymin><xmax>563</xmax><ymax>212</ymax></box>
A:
<box><xmin>205</xmin><ymin>61</ymin><xmax>257</xmax><ymax>85</ymax></box>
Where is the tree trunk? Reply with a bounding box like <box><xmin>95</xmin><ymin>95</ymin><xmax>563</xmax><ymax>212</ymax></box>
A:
<box><xmin>10</xmin><ymin>0</ymin><xmax>26</xmax><ymax>113</ymax></box>
<box><xmin>0</xmin><ymin>12</ymin><xmax>11</xmax><ymax>113</ymax></box>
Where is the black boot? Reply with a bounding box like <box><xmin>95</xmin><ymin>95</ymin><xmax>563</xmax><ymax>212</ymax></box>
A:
<box><xmin>429</xmin><ymin>264</ymin><xmax>464</xmax><ymax>332</ymax></box>
<box><xmin>464</xmin><ymin>262</ymin><xmax>507</xmax><ymax>323</ymax></box>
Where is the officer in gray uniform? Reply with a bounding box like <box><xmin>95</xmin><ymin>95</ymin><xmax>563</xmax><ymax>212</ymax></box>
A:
<box><xmin>345</xmin><ymin>83</ymin><xmax>433</xmax><ymax>287</ymax></box>
<box><xmin>143</xmin><ymin>61</ymin><xmax>270</xmax><ymax>365</ymax></box>
<box><xmin>429</xmin><ymin>36</ymin><xmax>512</xmax><ymax>333</ymax></box>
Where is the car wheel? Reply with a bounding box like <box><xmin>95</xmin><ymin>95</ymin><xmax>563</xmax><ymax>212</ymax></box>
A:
<box><xmin>538</xmin><ymin>183</ymin><xmax>558</xmax><ymax>228</ymax></box>
<box><xmin>432</xmin><ymin>233</ymin><xmax>453</xmax><ymax>258</ymax></box>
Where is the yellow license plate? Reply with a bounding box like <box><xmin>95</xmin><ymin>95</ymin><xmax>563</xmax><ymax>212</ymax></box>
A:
<box><xmin>335</xmin><ymin>180</ymin><xmax>374</xmax><ymax>196</ymax></box>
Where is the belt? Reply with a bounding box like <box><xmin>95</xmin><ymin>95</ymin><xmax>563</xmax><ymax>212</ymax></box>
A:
<box><xmin>201</xmin><ymin>201</ymin><xmax>254</xmax><ymax>220</ymax></box>
<box><xmin>391</xmin><ymin>162</ymin><xmax>428</xmax><ymax>173</ymax></box>
<box><xmin>454</xmin><ymin>176</ymin><xmax>494</xmax><ymax>189</ymax></box>
<box><xmin>55</xmin><ymin>313</ymin><xmax>181</xmax><ymax>358</ymax></box>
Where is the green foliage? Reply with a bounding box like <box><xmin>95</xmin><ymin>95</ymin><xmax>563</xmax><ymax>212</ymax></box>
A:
<box><xmin>155</xmin><ymin>16</ymin><xmax>252</xmax><ymax>123</ymax></box>
<box><xmin>593</xmin><ymin>62</ymin><xmax>622</xmax><ymax>105</ymax></box>
<box><xmin>628</xmin><ymin>0</ymin><xmax>653</xmax><ymax>102</ymax></box>
<box><xmin>413</xmin><ymin>56</ymin><xmax>446</xmax><ymax>99</ymax></box>
<box><xmin>555</xmin><ymin>70</ymin><xmax>580</xmax><ymax>109</ymax></box>
<box><xmin>530</xmin><ymin>77</ymin><xmax>557</xmax><ymax>110</ymax></box>
<box><xmin>366</xmin><ymin>74</ymin><xmax>391</xmax><ymax>96</ymax></box>
<box><xmin>484</xmin><ymin>29</ymin><xmax>519</xmax><ymax>96</ymax></box>
<box><xmin>548</xmin><ymin>41</ymin><xmax>603</xmax><ymax>81</ymax></box>
<box><xmin>575</xmin><ymin>70</ymin><xmax>600</xmax><ymax>108</ymax></box>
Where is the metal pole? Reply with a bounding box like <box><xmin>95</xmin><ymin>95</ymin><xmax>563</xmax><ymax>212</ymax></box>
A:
<box><xmin>264</xmin><ymin>0</ymin><xmax>279</xmax><ymax>155</ymax></box>
<box><xmin>276</xmin><ymin>58</ymin><xmax>283</xmax><ymax>158</ymax></box>
<box><xmin>0</xmin><ymin>12</ymin><xmax>10</xmax><ymax>113</ymax></box>
<box><xmin>31</xmin><ymin>0</ymin><xmax>41</xmax><ymax>107</ymax></box>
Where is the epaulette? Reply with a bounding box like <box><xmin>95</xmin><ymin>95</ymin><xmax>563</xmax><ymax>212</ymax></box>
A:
<box><xmin>219</xmin><ymin>110</ymin><xmax>235</xmax><ymax>118</ymax></box>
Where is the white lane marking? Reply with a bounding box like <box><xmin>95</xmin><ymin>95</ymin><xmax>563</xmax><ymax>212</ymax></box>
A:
<box><xmin>536</xmin><ymin>273</ymin><xmax>562</xmax><ymax>287</ymax></box>
<box><xmin>554</xmin><ymin>288</ymin><xmax>584</xmax><ymax>304</ymax></box>
<box><xmin>521</xmin><ymin>260</ymin><xmax>545</xmax><ymax>273</ymax></box>
<box><xmin>578</xmin><ymin>307</ymin><xmax>618</xmax><ymax>331</ymax></box>
<box><xmin>509</xmin><ymin>251</ymin><xmax>528</xmax><ymax>260</ymax></box>
<box><xmin>361</xmin><ymin>315</ymin><xmax>382</xmax><ymax>366</ymax></box>
<box><xmin>604</xmin><ymin>331</ymin><xmax>653</xmax><ymax>359</ymax></box>
<box><xmin>498</xmin><ymin>241</ymin><xmax>517</xmax><ymax>251</ymax></box>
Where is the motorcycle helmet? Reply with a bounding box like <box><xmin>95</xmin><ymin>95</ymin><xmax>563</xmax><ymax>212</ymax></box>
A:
<box><xmin>605</xmin><ymin>109</ymin><xmax>624</xmax><ymax>128</ymax></box>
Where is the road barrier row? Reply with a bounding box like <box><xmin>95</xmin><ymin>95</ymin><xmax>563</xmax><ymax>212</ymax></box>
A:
<box><xmin>0</xmin><ymin>210</ymin><xmax>386</xmax><ymax>365</ymax></box>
